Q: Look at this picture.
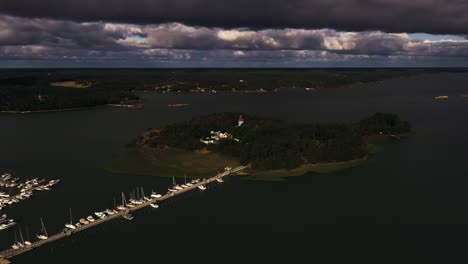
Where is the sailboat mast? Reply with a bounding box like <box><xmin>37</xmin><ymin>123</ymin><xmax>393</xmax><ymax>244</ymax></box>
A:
<box><xmin>69</xmin><ymin>208</ymin><xmax>73</xmax><ymax>224</ymax></box>
<box><xmin>19</xmin><ymin>226</ymin><xmax>24</xmax><ymax>243</ymax></box>
<box><xmin>26</xmin><ymin>225</ymin><xmax>30</xmax><ymax>241</ymax></box>
<box><xmin>40</xmin><ymin>217</ymin><xmax>48</xmax><ymax>236</ymax></box>
<box><xmin>121</xmin><ymin>192</ymin><xmax>126</xmax><ymax>207</ymax></box>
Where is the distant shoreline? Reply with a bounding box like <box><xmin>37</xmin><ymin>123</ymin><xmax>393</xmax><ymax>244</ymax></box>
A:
<box><xmin>0</xmin><ymin>106</ymin><xmax>101</xmax><ymax>114</ymax></box>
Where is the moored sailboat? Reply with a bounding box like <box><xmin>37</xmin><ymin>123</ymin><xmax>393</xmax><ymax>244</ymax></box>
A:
<box><xmin>37</xmin><ymin>217</ymin><xmax>49</xmax><ymax>240</ymax></box>
<box><xmin>65</xmin><ymin>208</ymin><xmax>77</xmax><ymax>229</ymax></box>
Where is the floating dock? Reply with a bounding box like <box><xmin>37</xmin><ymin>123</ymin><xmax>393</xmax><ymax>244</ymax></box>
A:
<box><xmin>0</xmin><ymin>166</ymin><xmax>247</xmax><ymax>262</ymax></box>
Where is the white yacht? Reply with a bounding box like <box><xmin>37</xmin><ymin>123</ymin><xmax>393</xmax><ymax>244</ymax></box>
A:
<box><xmin>86</xmin><ymin>216</ymin><xmax>95</xmax><ymax>222</ymax></box>
<box><xmin>65</xmin><ymin>208</ymin><xmax>77</xmax><ymax>229</ymax></box>
<box><xmin>150</xmin><ymin>191</ymin><xmax>162</xmax><ymax>198</ymax></box>
<box><xmin>18</xmin><ymin>227</ymin><xmax>26</xmax><ymax>247</ymax></box>
<box><xmin>173</xmin><ymin>177</ymin><xmax>183</xmax><ymax>190</ymax></box>
<box><xmin>94</xmin><ymin>212</ymin><xmax>106</xmax><ymax>219</ymax></box>
<box><xmin>0</xmin><ymin>220</ymin><xmax>16</xmax><ymax>230</ymax></box>
<box><xmin>36</xmin><ymin>218</ymin><xmax>48</xmax><ymax>240</ymax></box>
<box><xmin>24</xmin><ymin>225</ymin><xmax>32</xmax><ymax>246</ymax></box>
<box><xmin>105</xmin><ymin>209</ymin><xmax>115</xmax><ymax>215</ymax></box>
<box><xmin>117</xmin><ymin>192</ymin><xmax>128</xmax><ymax>211</ymax></box>
<box><xmin>122</xmin><ymin>213</ymin><xmax>134</xmax><ymax>221</ymax></box>
<box><xmin>198</xmin><ymin>185</ymin><xmax>207</xmax><ymax>191</ymax></box>
<box><xmin>150</xmin><ymin>203</ymin><xmax>159</xmax><ymax>209</ymax></box>
<box><xmin>216</xmin><ymin>178</ymin><xmax>224</xmax><ymax>183</ymax></box>
<box><xmin>11</xmin><ymin>230</ymin><xmax>21</xmax><ymax>249</ymax></box>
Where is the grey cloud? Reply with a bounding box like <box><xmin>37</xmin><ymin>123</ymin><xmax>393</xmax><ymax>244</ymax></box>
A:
<box><xmin>1</xmin><ymin>0</ymin><xmax>468</xmax><ymax>34</ymax></box>
<box><xmin>2</xmin><ymin>15</ymin><xmax>468</xmax><ymax>65</ymax></box>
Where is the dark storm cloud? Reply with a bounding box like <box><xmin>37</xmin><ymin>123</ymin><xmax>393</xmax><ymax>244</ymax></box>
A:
<box><xmin>0</xmin><ymin>16</ymin><xmax>145</xmax><ymax>51</ymax></box>
<box><xmin>1</xmin><ymin>0</ymin><xmax>468</xmax><ymax>34</ymax></box>
<box><xmin>2</xmin><ymin>15</ymin><xmax>468</xmax><ymax>66</ymax></box>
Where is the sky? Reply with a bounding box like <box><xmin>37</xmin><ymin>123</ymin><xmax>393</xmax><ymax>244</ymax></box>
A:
<box><xmin>1</xmin><ymin>0</ymin><xmax>468</xmax><ymax>68</ymax></box>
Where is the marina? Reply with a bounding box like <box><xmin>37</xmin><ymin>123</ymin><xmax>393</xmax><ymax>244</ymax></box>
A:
<box><xmin>1</xmin><ymin>175</ymin><xmax>60</xmax><ymax>231</ymax></box>
<box><xmin>0</xmin><ymin>166</ymin><xmax>247</xmax><ymax>262</ymax></box>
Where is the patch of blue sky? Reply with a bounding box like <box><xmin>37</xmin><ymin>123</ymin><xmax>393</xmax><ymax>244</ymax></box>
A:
<box><xmin>408</xmin><ymin>33</ymin><xmax>465</xmax><ymax>41</ymax></box>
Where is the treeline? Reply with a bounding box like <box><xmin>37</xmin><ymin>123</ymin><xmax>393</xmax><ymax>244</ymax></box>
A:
<box><xmin>0</xmin><ymin>74</ymin><xmax>138</xmax><ymax>111</ymax></box>
<box><xmin>141</xmin><ymin>112</ymin><xmax>411</xmax><ymax>170</ymax></box>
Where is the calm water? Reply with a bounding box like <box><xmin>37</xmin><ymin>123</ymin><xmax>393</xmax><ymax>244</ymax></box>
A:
<box><xmin>0</xmin><ymin>72</ymin><xmax>468</xmax><ymax>263</ymax></box>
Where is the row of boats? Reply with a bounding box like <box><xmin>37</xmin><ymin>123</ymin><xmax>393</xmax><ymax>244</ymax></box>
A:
<box><xmin>167</xmin><ymin>176</ymin><xmax>219</xmax><ymax>193</ymax></box>
<box><xmin>6</xmin><ymin>175</ymin><xmax>224</xmax><ymax>251</ymax></box>
<box><xmin>0</xmin><ymin>214</ymin><xmax>16</xmax><ymax>231</ymax></box>
<box><xmin>0</xmin><ymin>173</ymin><xmax>60</xmax><ymax>212</ymax></box>
<box><xmin>8</xmin><ymin>187</ymin><xmax>163</xmax><ymax>250</ymax></box>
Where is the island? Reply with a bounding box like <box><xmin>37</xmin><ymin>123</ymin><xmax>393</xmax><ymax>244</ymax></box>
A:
<box><xmin>108</xmin><ymin>112</ymin><xmax>411</xmax><ymax>180</ymax></box>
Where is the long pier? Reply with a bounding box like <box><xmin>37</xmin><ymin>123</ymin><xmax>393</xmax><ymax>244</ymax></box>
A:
<box><xmin>0</xmin><ymin>166</ymin><xmax>247</xmax><ymax>262</ymax></box>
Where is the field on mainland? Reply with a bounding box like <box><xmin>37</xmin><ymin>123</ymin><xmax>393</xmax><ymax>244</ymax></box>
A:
<box><xmin>50</xmin><ymin>81</ymin><xmax>91</xmax><ymax>88</ymax></box>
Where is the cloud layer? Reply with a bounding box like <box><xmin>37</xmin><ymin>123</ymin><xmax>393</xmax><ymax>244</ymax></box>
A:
<box><xmin>1</xmin><ymin>14</ymin><xmax>468</xmax><ymax>66</ymax></box>
<box><xmin>1</xmin><ymin>0</ymin><xmax>468</xmax><ymax>35</ymax></box>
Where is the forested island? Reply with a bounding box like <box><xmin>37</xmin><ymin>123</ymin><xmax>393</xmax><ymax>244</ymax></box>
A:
<box><xmin>0</xmin><ymin>69</ymin><xmax>424</xmax><ymax>112</ymax></box>
<box><xmin>109</xmin><ymin>112</ymin><xmax>411</xmax><ymax>180</ymax></box>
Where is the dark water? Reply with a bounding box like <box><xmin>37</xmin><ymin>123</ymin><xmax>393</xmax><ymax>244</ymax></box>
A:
<box><xmin>1</xmin><ymin>72</ymin><xmax>468</xmax><ymax>263</ymax></box>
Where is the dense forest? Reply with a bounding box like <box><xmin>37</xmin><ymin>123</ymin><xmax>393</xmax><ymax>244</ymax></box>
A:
<box><xmin>0</xmin><ymin>69</ymin><xmax>424</xmax><ymax>111</ymax></box>
<box><xmin>137</xmin><ymin>112</ymin><xmax>411</xmax><ymax>170</ymax></box>
<box><xmin>0</xmin><ymin>74</ymin><xmax>138</xmax><ymax>111</ymax></box>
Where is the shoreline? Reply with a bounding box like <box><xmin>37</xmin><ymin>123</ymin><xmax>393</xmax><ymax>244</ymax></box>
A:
<box><xmin>0</xmin><ymin>106</ymin><xmax>102</xmax><ymax>114</ymax></box>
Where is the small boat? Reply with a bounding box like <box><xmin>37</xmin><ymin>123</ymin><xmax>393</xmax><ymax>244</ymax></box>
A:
<box><xmin>105</xmin><ymin>209</ymin><xmax>115</xmax><ymax>215</ymax></box>
<box><xmin>86</xmin><ymin>216</ymin><xmax>95</xmax><ymax>222</ymax></box>
<box><xmin>11</xmin><ymin>230</ymin><xmax>21</xmax><ymax>249</ymax></box>
<box><xmin>65</xmin><ymin>208</ymin><xmax>77</xmax><ymax>229</ymax></box>
<box><xmin>36</xmin><ymin>218</ymin><xmax>49</xmax><ymax>240</ymax></box>
<box><xmin>198</xmin><ymin>185</ymin><xmax>207</xmax><ymax>191</ymax></box>
<box><xmin>172</xmin><ymin>176</ymin><xmax>183</xmax><ymax>190</ymax></box>
<box><xmin>0</xmin><ymin>220</ymin><xmax>16</xmax><ymax>230</ymax></box>
<box><xmin>183</xmin><ymin>175</ymin><xmax>193</xmax><ymax>187</ymax></box>
<box><xmin>122</xmin><ymin>213</ymin><xmax>134</xmax><ymax>221</ymax></box>
<box><xmin>94</xmin><ymin>211</ymin><xmax>106</xmax><ymax>219</ymax></box>
<box><xmin>168</xmin><ymin>188</ymin><xmax>177</xmax><ymax>192</ymax></box>
<box><xmin>79</xmin><ymin>218</ymin><xmax>90</xmax><ymax>225</ymax></box>
<box><xmin>150</xmin><ymin>191</ymin><xmax>162</xmax><ymax>198</ymax></box>
<box><xmin>150</xmin><ymin>203</ymin><xmax>159</xmax><ymax>209</ymax></box>
<box><xmin>216</xmin><ymin>178</ymin><xmax>224</xmax><ymax>183</ymax></box>
<box><xmin>18</xmin><ymin>226</ymin><xmax>26</xmax><ymax>247</ymax></box>
<box><xmin>130</xmin><ymin>199</ymin><xmax>143</xmax><ymax>205</ymax></box>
